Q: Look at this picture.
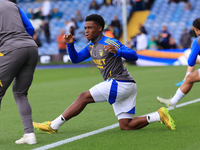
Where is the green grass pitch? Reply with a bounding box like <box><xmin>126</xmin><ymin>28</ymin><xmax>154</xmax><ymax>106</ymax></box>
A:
<box><xmin>0</xmin><ymin>65</ymin><xmax>200</xmax><ymax>150</ymax></box>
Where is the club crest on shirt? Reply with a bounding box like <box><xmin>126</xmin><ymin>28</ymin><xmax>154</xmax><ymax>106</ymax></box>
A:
<box><xmin>99</xmin><ymin>49</ymin><xmax>103</xmax><ymax>56</ymax></box>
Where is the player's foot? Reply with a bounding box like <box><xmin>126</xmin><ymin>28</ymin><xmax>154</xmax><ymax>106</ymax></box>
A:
<box><xmin>33</xmin><ymin>121</ymin><xmax>58</xmax><ymax>134</ymax></box>
<box><xmin>157</xmin><ymin>96</ymin><xmax>176</xmax><ymax>108</ymax></box>
<box><xmin>158</xmin><ymin>107</ymin><xmax>176</xmax><ymax>130</ymax></box>
<box><xmin>175</xmin><ymin>80</ymin><xmax>184</xmax><ymax>86</ymax></box>
<box><xmin>15</xmin><ymin>133</ymin><xmax>37</xmax><ymax>144</ymax></box>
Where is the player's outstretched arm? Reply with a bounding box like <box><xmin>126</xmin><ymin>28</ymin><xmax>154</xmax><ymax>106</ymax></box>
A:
<box><xmin>104</xmin><ymin>38</ymin><xmax>138</xmax><ymax>61</ymax></box>
<box><xmin>104</xmin><ymin>44</ymin><xmax>138</xmax><ymax>61</ymax></box>
<box><xmin>116</xmin><ymin>45</ymin><xmax>138</xmax><ymax>61</ymax></box>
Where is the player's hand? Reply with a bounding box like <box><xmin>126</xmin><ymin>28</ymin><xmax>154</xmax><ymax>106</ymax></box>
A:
<box><xmin>104</xmin><ymin>44</ymin><xmax>117</xmax><ymax>54</ymax></box>
<box><xmin>63</xmin><ymin>34</ymin><xmax>74</xmax><ymax>44</ymax></box>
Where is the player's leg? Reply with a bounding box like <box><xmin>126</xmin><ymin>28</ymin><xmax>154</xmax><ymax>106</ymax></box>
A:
<box><xmin>33</xmin><ymin>81</ymin><xmax>109</xmax><ymax>133</ymax></box>
<box><xmin>170</xmin><ymin>69</ymin><xmax>200</xmax><ymax>103</ymax></box>
<box><xmin>13</xmin><ymin>47</ymin><xmax>38</xmax><ymax>144</ymax></box>
<box><xmin>183</xmin><ymin>65</ymin><xmax>195</xmax><ymax>81</ymax></box>
<box><xmin>61</xmin><ymin>91</ymin><xmax>95</xmax><ymax>121</ymax></box>
<box><xmin>33</xmin><ymin>91</ymin><xmax>96</xmax><ymax>133</ymax></box>
<box><xmin>112</xmin><ymin>82</ymin><xmax>149</xmax><ymax>130</ymax></box>
<box><xmin>175</xmin><ymin>54</ymin><xmax>200</xmax><ymax>87</ymax></box>
<box><xmin>111</xmin><ymin>81</ymin><xmax>149</xmax><ymax>130</ymax></box>
<box><xmin>0</xmin><ymin>51</ymin><xmax>21</xmax><ymax>106</ymax></box>
<box><xmin>41</xmin><ymin>90</ymin><xmax>95</xmax><ymax>132</ymax></box>
<box><xmin>50</xmin><ymin>91</ymin><xmax>95</xmax><ymax>130</ymax></box>
<box><xmin>158</xmin><ymin>69</ymin><xmax>200</xmax><ymax>107</ymax></box>
<box><xmin>114</xmin><ymin>81</ymin><xmax>175</xmax><ymax>130</ymax></box>
<box><xmin>170</xmin><ymin>69</ymin><xmax>200</xmax><ymax>105</ymax></box>
<box><xmin>13</xmin><ymin>47</ymin><xmax>38</xmax><ymax>134</ymax></box>
<box><xmin>118</xmin><ymin>117</ymin><xmax>148</xmax><ymax>130</ymax></box>
<box><xmin>175</xmin><ymin>65</ymin><xmax>195</xmax><ymax>86</ymax></box>
<box><xmin>118</xmin><ymin>107</ymin><xmax>175</xmax><ymax>130</ymax></box>
<box><xmin>180</xmin><ymin>69</ymin><xmax>200</xmax><ymax>93</ymax></box>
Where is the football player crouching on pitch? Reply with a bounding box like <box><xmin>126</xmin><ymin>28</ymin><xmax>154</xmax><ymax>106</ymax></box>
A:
<box><xmin>33</xmin><ymin>14</ymin><xmax>175</xmax><ymax>133</ymax></box>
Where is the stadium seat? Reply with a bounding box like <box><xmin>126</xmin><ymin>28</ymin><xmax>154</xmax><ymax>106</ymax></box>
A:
<box><xmin>20</xmin><ymin>0</ymin><xmax>197</xmax><ymax>54</ymax></box>
<box><xmin>144</xmin><ymin>0</ymin><xmax>196</xmax><ymax>44</ymax></box>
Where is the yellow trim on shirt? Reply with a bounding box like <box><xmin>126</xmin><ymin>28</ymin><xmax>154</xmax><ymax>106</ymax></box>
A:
<box><xmin>0</xmin><ymin>53</ymin><xmax>4</xmax><ymax>56</ymax></box>
<box><xmin>0</xmin><ymin>80</ymin><xmax>3</xmax><ymax>87</ymax></box>
<box><xmin>105</xmin><ymin>39</ymin><xmax>120</xmax><ymax>49</ymax></box>
<box><xmin>110</xmin><ymin>70</ymin><xmax>112</xmax><ymax>77</ymax></box>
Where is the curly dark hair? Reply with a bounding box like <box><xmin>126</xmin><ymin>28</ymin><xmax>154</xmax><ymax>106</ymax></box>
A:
<box><xmin>193</xmin><ymin>18</ymin><xmax>200</xmax><ymax>30</ymax></box>
<box><xmin>85</xmin><ymin>14</ymin><xmax>105</xmax><ymax>29</ymax></box>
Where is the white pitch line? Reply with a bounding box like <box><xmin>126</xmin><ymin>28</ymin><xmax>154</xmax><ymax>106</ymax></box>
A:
<box><xmin>33</xmin><ymin>98</ymin><xmax>200</xmax><ymax>150</ymax></box>
<box><xmin>33</xmin><ymin>123</ymin><xmax>119</xmax><ymax>150</ymax></box>
<box><xmin>168</xmin><ymin>98</ymin><xmax>200</xmax><ymax>110</ymax></box>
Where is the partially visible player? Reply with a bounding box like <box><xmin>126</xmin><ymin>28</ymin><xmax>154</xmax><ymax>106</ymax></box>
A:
<box><xmin>33</xmin><ymin>14</ymin><xmax>175</xmax><ymax>133</ymax></box>
<box><xmin>175</xmin><ymin>49</ymin><xmax>200</xmax><ymax>86</ymax></box>
<box><xmin>0</xmin><ymin>1</ymin><xmax>38</xmax><ymax>144</ymax></box>
<box><xmin>158</xmin><ymin>18</ymin><xmax>200</xmax><ymax>107</ymax></box>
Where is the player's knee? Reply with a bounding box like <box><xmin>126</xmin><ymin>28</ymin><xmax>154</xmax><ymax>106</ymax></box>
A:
<box><xmin>187</xmin><ymin>73</ymin><xmax>192</xmax><ymax>79</ymax></box>
<box><xmin>119</xmin><ymin>121</ymin><xmax>129</xmax><ymax>130</ymax></box>
<box><xmin>119</xmin><ymin>124</ymin><xmax>129</xmax><ymax>130</ymax></box>
<box><xmin>12</xmin><ymin>86</ymin><xmax>28</xmax><ymax>95</ymax></box>
<box><xmin>185</xmin><ymin>73</ymin><xmax>195</xmax><ymax>83</ymax></box>
<box><xmin>77</xmin><ymin>92</ymin><xmax>86</xmax><ymax>99</ymax></box>
<box><xmin>119</xmin><ymin>126</ymin><xmax>125</xmax><ymax>130</ymax></box>
<box><xmin>13</xmin><ymin>91</ymin><xmax>27</xmax><ymax>97</ymax></box>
